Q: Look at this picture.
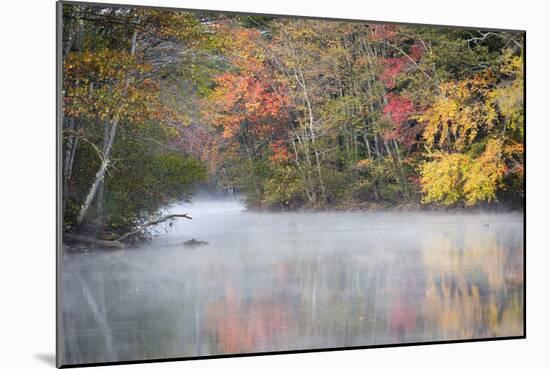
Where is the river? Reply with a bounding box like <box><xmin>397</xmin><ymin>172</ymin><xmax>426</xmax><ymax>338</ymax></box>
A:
<box><xmin>61</xmin><ymin>200</ymin><xmax>524</xmax><ymax>365</ymax></box>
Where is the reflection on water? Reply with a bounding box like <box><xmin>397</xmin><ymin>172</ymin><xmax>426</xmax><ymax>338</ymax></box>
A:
<box><xmin>61</xmin><ymin>201</ymin><xmax>524</xmax><ymax>365</ymax></box>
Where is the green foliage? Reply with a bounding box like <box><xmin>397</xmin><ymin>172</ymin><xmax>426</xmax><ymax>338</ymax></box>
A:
<box><xmin>228</xmin><ymin>159</ymin><xmax>273</xmax><ymax>209</ymax></box>
<box><xmin>406</xmin><ymin>27</ymin><xmax>496</xmax><ymax>80</ymax></box>
<box><xmin>106</xmin><ymin>146</ymin><xmax>206</xmax><ymax>228</ymax></box>
<box><xmin>490</xmin><ymin>52</ymin><xmax>524</xmax><ymax>137</ymax></box>
<box><xmin>62</xmin><ymin>3</ymin><xmax>525</xmax><ymax>222</ymax></box>
<box><xmin>262</xmin><ymin>166</ymin><xmax>306</xmax><ymax>209</ymax></box>
<box><xmin>62</xmin><ymin>4</ymin><xmax>212</xmax><ymax>237</ymax></box>
<box><xmin>354</xmin><ymin>158</ymin><xmax>406</xmax><ymax>203</ymax></box>
<box><xmin>237</xmin><ymin>15</ymin><xmax>274</xmax><ymax>29</ymax></box>
<box><xmin>65</xmin><ymin>121</ymin><xmax>206</xmax><ymax>230</ymax></box>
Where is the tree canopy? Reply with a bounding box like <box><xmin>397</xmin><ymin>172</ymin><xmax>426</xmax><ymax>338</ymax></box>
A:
<box><xmin>62</xmin><ymin>4</ymin><xmax>524</xmax><ymax>239</ymax></box>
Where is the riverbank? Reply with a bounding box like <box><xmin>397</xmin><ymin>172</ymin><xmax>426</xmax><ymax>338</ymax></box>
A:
<box><xmin>61</xmin><ymin>198</ymin><xmax>524</xmax><ymax>253</ymax></box>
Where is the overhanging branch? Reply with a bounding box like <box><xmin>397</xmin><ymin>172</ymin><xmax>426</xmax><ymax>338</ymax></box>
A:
<box><xmin>115</xmin><ymin>213</ymin><xmax>192</xmax><ymax>242</ymax></box>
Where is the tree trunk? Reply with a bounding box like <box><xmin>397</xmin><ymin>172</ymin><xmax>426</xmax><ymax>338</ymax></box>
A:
<box><xmin>77</xmin><ymin>117</ymin><xmax>119</xmax><ymax>224</ymax></box>
<box><xmin>296</xmin><ymin>66</ymin><xmax>327</xmax><ymax>203</ymax></box>
<box><xmin>291</xmin><ymin>137</ymin><xmax>314</xmax><ymax>203</ymax></box>
<box><xmin>383</xmin><ymin>139</ymin><xmax>407</xmax><ymax>200</ymax></box>
<box><xmin>62</xmin><ymin>116</ymin><xmax>80</xmax><ymax>213</ymax></box>
<box><xmin>63</xmin><ymin>13</ymin><xmax>76</xmax><ymax>57</ymax></box>
<box><xmin>293</xmin><ymin>128</ymin><xmax>316</xmax><ymax>203</ymax></box>
<box><xmin>96</xmin><ymin>121</ymin><xmax>110</xmax><ymax>225</ymax></box>
<box><xmin>362</xmin><ymin>131</ymin><xmax>372</xmax><ymax>160</ymax></box>
<box><xmin>76</xmin><ymin>29</ymin><xmax>138</xmax><ymax>224</ymax></box>
<box><xmin>63</xmin><ymin>4</ymin><xmax>84</xmax><ymax>57</ymax></box>
<box><xmin>392</xmin><ymin>139</ymin><xmax>410</xmax><ymax>199</ymax></box>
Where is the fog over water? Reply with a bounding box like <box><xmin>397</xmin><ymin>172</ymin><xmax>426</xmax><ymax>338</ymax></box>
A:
<box><xmin>61</xmin><ymin>200</ymin><xmax>524</xmax><ymax>365</ymax></box>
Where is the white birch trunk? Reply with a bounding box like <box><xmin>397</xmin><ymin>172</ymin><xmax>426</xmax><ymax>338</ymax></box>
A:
<box><xmin>76</xmin><ymin>30</ymin><xmax>137</xmax><ymax>224</ymax></box>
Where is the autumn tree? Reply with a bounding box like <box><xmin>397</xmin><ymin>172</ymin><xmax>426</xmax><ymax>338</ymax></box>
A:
<box><xmin>418</xmin><ymin>46</ymin><xmax>523</xmax><ymax>206</ymax></box>
<box><xmin>202</xmin><ymin>25</ymin><xmax>293</xmax><ymax>207</ymax></box>
<box><xmin>62</xmin><ymin>5</ymin><xmax>211</xmax><ymax>237</ymax></box>
<box><xmin>64</xmin><ymin>4</ymin><xmax>525</xmax><ymax>220</ymax></box>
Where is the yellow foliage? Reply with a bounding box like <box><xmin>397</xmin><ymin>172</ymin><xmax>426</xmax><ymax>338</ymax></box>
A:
<box><xmin>420</xmin><ymin>152</ymin><xmax>469</xmax><ymax>205</ymax></box>
<box><xmin>420</xmin><ymin>73</ymin><xmax>498</xmax><ymax>151</ymax></box>
<box><xmin>420</xmin><ymin>139</ymin><xmax>506</xmax><ymax>206</ymax></box>
<box><xmin>64</xmin><ymin>49</ymin><xmax>161</xmax><ymax>123</ymax></box>
<box><xmin>422</xmin><ymin>230</ymin><xmax>523</xmax><ymax>338</ymax></box>
<box><xmin>356</xmin><ymin>158</ymin><xmax>372</xmax><ymax>170</ymax></box>
<box><xmin>463</xmin><ymin>139</ymin><xmax>506</xmax><ymax>205</ymax></box>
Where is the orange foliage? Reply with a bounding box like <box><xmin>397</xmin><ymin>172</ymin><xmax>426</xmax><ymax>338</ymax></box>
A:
<box><xmin>208</xmin><ymin>72</ymin><xmax>290</xmax><ymax>139</ymax></box>
<box><xmin>201</xmin><ymin>25</ymin><xmax>293</xmax><ymax>170</ymax></box>
<box><xmin>268</xmin><ymin>140</ymin><xmax>290</xmax><ymax>164</ymax></box>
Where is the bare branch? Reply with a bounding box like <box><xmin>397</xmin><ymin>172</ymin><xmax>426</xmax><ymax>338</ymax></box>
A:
<box><xmin>115</xmin><ymin>213</ymin><xmax>192</xmax><ymax>242</ymax></box>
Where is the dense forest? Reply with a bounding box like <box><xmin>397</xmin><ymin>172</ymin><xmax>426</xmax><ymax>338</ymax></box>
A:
<box><xmin>61</xmin><ymin>4</ymin><xmax>524</xmax><ymax>241</ymax></box>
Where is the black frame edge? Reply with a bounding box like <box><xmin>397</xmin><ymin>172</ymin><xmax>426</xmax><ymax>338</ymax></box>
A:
<box><xmin>55</xmin><ymin>1</ymin><xmax>527</xmax><ymax>368</ymax></box>
<box><xmin>56</xmin><ymin>1</ymin><xmax>64</xmax><ymax>368</ymax></box>
<box><xmin>60</xmin><ymin>335</ymin><xmax>526</xmax><ymax>368</ymax></box>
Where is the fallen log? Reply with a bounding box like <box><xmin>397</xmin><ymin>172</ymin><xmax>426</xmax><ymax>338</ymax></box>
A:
<box><xmin>63</xmin><ymin>213</ymin><xmax>192</xmax><ymax>249</ymax></box>
<box><xmin>115</xmin><ymin>213</ymin><xmax>192</xmax><ymax>242</ymax></box>
<box><xmin>181</xmin><ymin>238</ymin><xmax>209</xmax><ymax>248</ymax></box>
<box><xmin>63</xmin><ymin>233</ymin><xmax>126</xmax><ymax>249</ymax></box>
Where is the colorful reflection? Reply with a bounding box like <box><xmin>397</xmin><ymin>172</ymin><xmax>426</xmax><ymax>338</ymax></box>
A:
<box><xmin>62</xmin><ymin>206</ymin><xmax>523</xmax><ymax>365</ymax></box>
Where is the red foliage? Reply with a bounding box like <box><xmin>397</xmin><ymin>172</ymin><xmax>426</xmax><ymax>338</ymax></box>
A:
<box><xmin>409</xmin><ymin>42</ymin><xmax>424</xmax><ymax>61</ymax></box>
<box><xmin>384</xmin><ymin>93</ymin><xmax>414</xmax><ymax>124</ymax></box>
<box><xmin>379</xmin><ymin>42</ymin><xmax>424</xmax><ymax>89</ymax></box>
<box><xmin>383</xmin><ymin>93</ymin><xmax>423</xmax><ymax>148</ymax></box>
<box><xmin>380</xmin><ymin>57</ymin><xmax>407</xmax><ymax>89</ymax></box>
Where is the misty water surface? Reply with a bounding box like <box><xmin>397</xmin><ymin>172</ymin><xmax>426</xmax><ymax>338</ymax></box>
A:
<box><xmin>61</xmin><ymin>200</ymin><xmax>524</xmax><ymax>365</ymax></box>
